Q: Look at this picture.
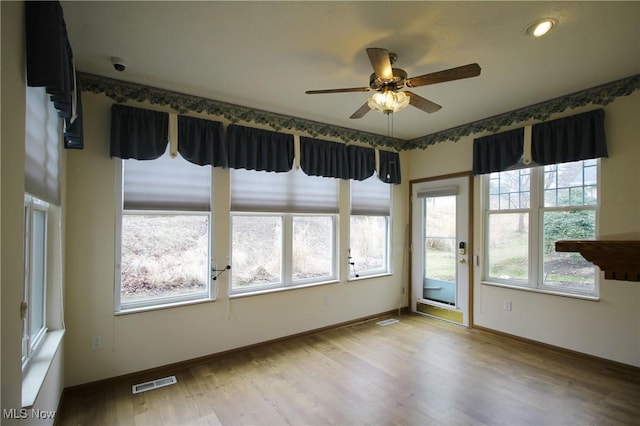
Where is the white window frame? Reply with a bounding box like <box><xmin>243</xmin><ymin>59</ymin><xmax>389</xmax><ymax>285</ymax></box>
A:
<box><xmin>482</xmin><ymin>160</ymin><xmax>600</xmax><ymax>298</ymax></box>
<box><xmin>230</xmin><ymin>212</ymin><xmax>338</xmax><ymax>295</ymax></box>
<box><xmin>22</xmin><ymin>194</ymin><xmax>49</xmax><ymax>369</ymax></box>
<box><xmin>114</xmin><ymin>161</ymin><xmax>214</xmax><ymax>313</ymax></box>
<box><xmin>348</xmin><ymin>215</ymin><xmax>391</xmax><ymax>279</ymax></box>
<box><xmin>348</xmin><ymin>175</ymin><xmax>392</xmax><ymax>279</ymax></box>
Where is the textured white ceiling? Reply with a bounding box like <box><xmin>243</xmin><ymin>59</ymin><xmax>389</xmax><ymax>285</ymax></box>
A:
<box><xmin>62</xmin><ymin>1</ymin><xmax>640</xmax><ymax>140</ymax></box>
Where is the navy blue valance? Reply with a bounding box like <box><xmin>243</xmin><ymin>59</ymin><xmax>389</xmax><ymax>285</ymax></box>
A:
<box><xmin>110</xmin><ymin>105</ymin><xmax>168</xmax><ymax>160</ymax></box>
<box><xmin>227</xmin><ymin>125</ymin><xmax>294</xmax><ymax>172</ymax></box>
<box><xmin>299</xmin><ymin>138</ymin><xmax>378</xmax><ymax>181</ymax></box>
<box><xmin>178</xmin><ymin>116</ymin><xmax>226</xmax><ymax>167</ymax></box>
<box><xmin>531</xmin><ymin>109</ymin><xmax>607</xmax><ymax>165</ymax></box>
<box><xmin>472</xmin><ymin>128</ymin><xmax>524</xmax><ymax>176</ymax></box>
<box><xmin>378</xmin><ymin>150</ymin><xmax>402</xmax><ymax>184</ymax></box>
<box><xmin>346</xmin><ymin>145</ymin><xmax>376</xmax><ymax>181</ymax></box>
<box><xmin>300</xmin><ymin>137</ymin><xmax>349</xmax><ymax>179</ymax></box>
<box><xmin>26</xmin><ymin>1</ymin><xmax>84</xmax><ymax>149</ymax></box>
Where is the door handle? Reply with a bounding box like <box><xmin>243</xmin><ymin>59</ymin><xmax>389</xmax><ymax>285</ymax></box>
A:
<box><xmin>458</xmin><ymin>258</ymin><xmax>467</xmax><ymax>264</ymax></box>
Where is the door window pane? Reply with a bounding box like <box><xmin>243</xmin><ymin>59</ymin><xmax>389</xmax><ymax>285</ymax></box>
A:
<box><xmin>424</xmin><ymin>196</ymin><xmax>456</xmax><ymax>282</ymax></box>
<box><xmin>423</xmin><ymin>196</ymin><xmax>456</xmax><ymax>305</ymax></box>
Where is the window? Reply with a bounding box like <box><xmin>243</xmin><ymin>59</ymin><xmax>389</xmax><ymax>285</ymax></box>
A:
<box><xmin>349</xmin><ymin>176</ymin><xmax>391</xmax><ymax>277</ymax></box>
<box><xmin>292</xmin><ymin>215</ymin><xmax>334</xmax><ymax>281</ymax></box>
<box><xmin>120</xmin><ymin>213</ymin><xmax>210</xmax><ymax>305</ymax></box>
<box><xmin>484</xmin><ymin>159</ymin><xmax>598</xmax><ymax>296</ymax></box>
<box><xmin>232</xmin><ymin>215</ymin><xmax>282</xmax><ymax>287</ymax></box>
<box><xmin>22</xmin><ymin>85</ymin><xmax>60</xmax><ymax>369</ymax></box>
<box><xmin>116</xmin><ymin>148</ymin><xmax>213</xmax><ymax>311</ymax></box>
<box><xmin>230</xmin><ymin>168</ymin><xmax>338</xmax><ymax>293</ymax></box>
<box><xmin>231</xmin><ymin>214</ymin><xmax>336</xmax><ymax>292</ymax></box>
<box><xmin>22</xmin><ymin>195</ymin><xmax>49</xmax><ymax>368</ymax></box>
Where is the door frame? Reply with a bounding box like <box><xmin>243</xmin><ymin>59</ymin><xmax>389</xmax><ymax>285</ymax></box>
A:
<box><xmin>408</xmin><ymin>171</ymin><xmax>474</xmax><ymax>327</ymax></box>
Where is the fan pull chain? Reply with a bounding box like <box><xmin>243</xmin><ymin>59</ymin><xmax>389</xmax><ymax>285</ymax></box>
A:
<box><xmin>387</xmin><ymin>113</ymin><xmax>394</xmax><ymax>181</ymax></box>
<box><xmin>386</xmin><ymin>111</ymin><xmax>395</xmax><ymax>139</ymax></box>
<box><xmin>391</xmin><ymin>112</ymin><xmax>394</xmax><ymax>138</ymax></box>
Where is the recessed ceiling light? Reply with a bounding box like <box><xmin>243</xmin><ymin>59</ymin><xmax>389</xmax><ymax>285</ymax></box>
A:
<box><xmin>525</xmin><ymin>18</ymin><xmax>558</xmax><ymax>37</ymax></box>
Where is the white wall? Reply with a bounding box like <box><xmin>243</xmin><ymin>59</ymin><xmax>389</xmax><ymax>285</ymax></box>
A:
<box><xmin>407</xmin><ymin>91</ymin><xmax>640</xmax><ymax>367</ymax></box>
<box><xmin>2</xmin><ymin>3</ymin><xmax>65</xmax><ymax>424</ymax></box>
<box><xmin>64</xmin><ymin>92</ymin><xmax>409</xmax><ymax>386</ymax></box>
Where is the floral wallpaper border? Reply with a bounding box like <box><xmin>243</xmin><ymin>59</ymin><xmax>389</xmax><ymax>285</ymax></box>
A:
<box><xmin>78</xmin><ymin>72</ymin><xmax>403</xmax><ymax>150</ymax></box>
<box><xmin>79</xmin><ymin>72</ymin><xmax>639</xmax><ymax>152</ymax></box>
<box><xmin>404</xmin><ymin>74</ymin><xmax>640</xmax><ymax>150</ymax></box>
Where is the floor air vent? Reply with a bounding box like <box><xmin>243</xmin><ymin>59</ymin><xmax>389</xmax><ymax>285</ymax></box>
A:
<box><xmin>376</xmin><ymin>318</ymin><xmax>399</xmax><ymax>326</ymax></box>
<box><xmin>132</xmin><ymin>376</ymin><xmax>177</xmax><ymax>394</ymax></box>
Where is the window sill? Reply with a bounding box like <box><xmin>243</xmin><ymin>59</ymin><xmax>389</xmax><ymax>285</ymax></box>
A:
<box><xmin>22</xmin><ymin>329</ymin><xmax>65</xmax><ymax>409</ymax></box>
<box><xmin>115</xmin><ymin>297</ymin><xmax>216</xmax><ymax>316</ymax></box>
<box><xmin>481</xmin><ymin>281</ymin><xmax>599</xmax><ymax>301</ymax></box>
<box><xmin>348</xmin><ymin>272</ymin><xmax>392</xmax><ymax>282</ymax></box>
<box><xmin>230</xmin><ymin>279</ymin><xmax>339</xmax><ymax>299</ymax></box>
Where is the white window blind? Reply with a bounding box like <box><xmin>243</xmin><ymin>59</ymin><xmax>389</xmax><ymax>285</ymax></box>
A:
<box><xmin>416</xmin><ymin>186</ymin><xmax>458</xmax><ymax>199</ymax></box>
<box><xmin>25</xmin><ymin>86</ymin><xmax>61</xmax><ymax>205</ymax></box>
<box><xmin>351</xmin><ymin>175</ymin><xmax>390</xmax><ymax>215</ymax></box>
<box><xmin>123</xmin><ymin>147</ymin><xmax>211</xmax><ymax>211</ymax></box>
<box><xmin>230</xmin><ymin>167</ymin><xmax>338</xmax><ymax>213</ymax></box>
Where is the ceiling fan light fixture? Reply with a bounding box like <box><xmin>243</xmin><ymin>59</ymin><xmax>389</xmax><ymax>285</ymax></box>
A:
<box><xmin>368</xmin><ymin>90</ymin><xmax>410</xmax><ymax>114</ymax></box>
<box><xmin>525</xmin><ymin>18</ymin><xmax>558</xmax><ymax>37</ymax></box>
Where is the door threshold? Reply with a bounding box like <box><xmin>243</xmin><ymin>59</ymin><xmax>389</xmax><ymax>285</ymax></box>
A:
<box><xmin>415</xmin><ymin>301</ymin><xmax>464</xmax><ymax>325</ymax></box>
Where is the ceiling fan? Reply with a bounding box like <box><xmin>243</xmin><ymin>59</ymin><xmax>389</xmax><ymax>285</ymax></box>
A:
<box><xmin>305</xmin><ymin>47</ymin><xmax>481</xmax><ymax>119</ymax></box>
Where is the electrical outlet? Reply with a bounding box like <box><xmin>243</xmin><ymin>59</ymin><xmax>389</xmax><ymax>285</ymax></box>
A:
<box><xmin>503</xmin><ymin>299</ymin><xmax>512</xmax><ymax>311</ymax></box>
<box><xmin>91</xmin><ymin>335</ymin><xmax>103</xmax><ymax>351</ymax></box>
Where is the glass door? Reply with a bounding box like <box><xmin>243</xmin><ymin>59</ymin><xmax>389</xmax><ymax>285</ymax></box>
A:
<box><xmin>411</xmin><ymin>175</ymin><xmax>470</xmax><ymax>326</ymax></box>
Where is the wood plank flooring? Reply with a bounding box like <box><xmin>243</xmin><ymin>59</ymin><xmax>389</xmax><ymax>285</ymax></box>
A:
<box><xmin>57</xmin><ymin>314</ymin><xmax>640</xmax><ymax>425</ymax></box>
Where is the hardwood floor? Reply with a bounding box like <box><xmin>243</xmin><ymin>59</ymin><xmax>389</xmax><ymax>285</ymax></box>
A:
<box><xmin>57</xmin><ymin>314</ymin><xmax>640</xmax><ymax>425</ymax></box>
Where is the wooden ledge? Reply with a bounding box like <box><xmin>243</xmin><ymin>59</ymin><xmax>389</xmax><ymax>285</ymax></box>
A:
<box><xmin>555</xmin><ymin>240</ymin><xmax>640</xmax><ymax>281</ymax></box>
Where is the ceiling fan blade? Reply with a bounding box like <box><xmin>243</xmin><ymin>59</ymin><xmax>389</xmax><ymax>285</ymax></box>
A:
<box><xmin>305</xmin><ymin>87</ymin><xmax>370</xmax><ymax>94</ymax></box>
<box><xmin>406</xmin><ymin>63</ymin><xmax>481</xmax><ymax>88</ymax></box>
<box><xmin>406</xmin><ymin>91</ymin><xmax>442</xmax><ymax>113</ymax></box>
<box><xmin>349</xmin><ymin>102</ymin><xmax>371</xmax><ymax>119</ymax></box>
<box><xmin>366</xmin><ymin>47</ymin><xmax>393</xmax><ymax>81</ymax></box>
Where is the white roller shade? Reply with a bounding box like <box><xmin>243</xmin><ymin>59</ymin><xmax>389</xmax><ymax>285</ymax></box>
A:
<box><xmin>231</xmin><ymin>167</ymin><xmax>338</xmax><ymax>213</ymax></box>
<box><xmin>123</xmin><ymin>146</ymin><xmax>211</xmax><ymax>211</ymax></box>
<box><xmin>25</xmin><ymin>86</ymin><xmax>61</xmax><ymax>205</ymax></box>
<box><xmin>416</xmin><ymin>186</ymin><xmax>458</xmax><ymax>199</ymax></box>
<box><xmin>351</xmin><ymin>175</ymin><xmax>390</xmax><ymax>216</ymax></box>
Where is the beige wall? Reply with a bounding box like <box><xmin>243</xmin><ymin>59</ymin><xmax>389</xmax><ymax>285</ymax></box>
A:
<box><xmin>1</xmin><ymin>1</ymin><xmax>27</xmax><ymax>414</ymax></box>
<box><xmin>63</xmin><ymin>92</ymin><xmax>409</xmax><ymax>386</ymax></box>
<box><xmin>5</xmin><ymin>0</ymin><xmax>638</xmax><ymax>400</ymax></box>
<box><xmin>407</xmin><ymin>91</ymin><xmax>640</xmax><ymax>366</ymax></box>
<box><xmin>2</xmin><ymin>3</ymin><xmax>65</xmax><ymax>422</ymax></box>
